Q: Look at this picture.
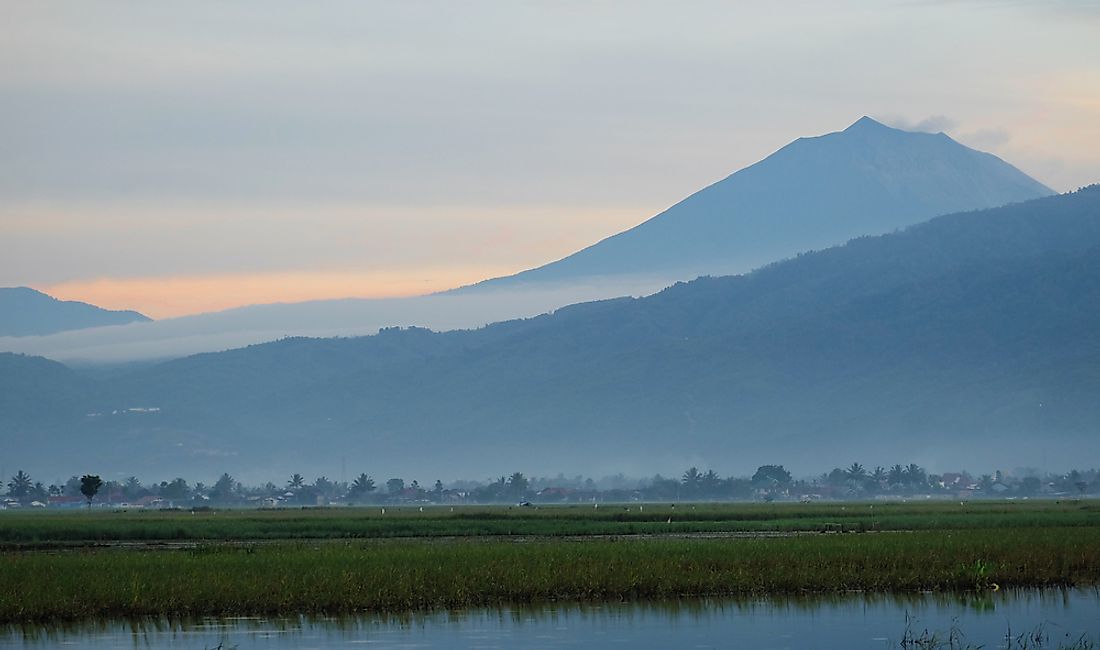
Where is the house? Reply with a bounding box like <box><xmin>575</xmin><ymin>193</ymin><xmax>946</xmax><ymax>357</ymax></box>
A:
<box><xmin>535</xmin><ymin>487</ymin><xmax>576</xmax><ymax>502</ymax></box>
<box><xmin>133</xmin><ymin>495</ymin><xmax>168</xmax><ymax>508</ymax></box>
<box><xmin>47</xmin><ymin>495</ymin><xmax>85</xmax><ymax>509</ymax></box>
<box><xmin>940</xmin><ymin>473</ymin><xmax>970</xmax><ymax>488</ymax></box>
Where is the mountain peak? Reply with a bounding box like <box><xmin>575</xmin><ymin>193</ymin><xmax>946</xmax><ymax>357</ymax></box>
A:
<box><xmin>843</xmin><ymin>115</ymin><xmax>893</xmax><ymax>133</ymax></box>
<box><xmin>460</xmin><ymin>116</ymin><xmax>1053</xmax><ymax>292</ymax></box>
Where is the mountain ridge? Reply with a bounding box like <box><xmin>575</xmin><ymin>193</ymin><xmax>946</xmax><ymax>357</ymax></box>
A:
<box><xmin>0</xmin><ymin>117</ymin><xmax>1053</xmax><ymax>363</ymax></box>
<box><xmin>0</xmin><ymin>287</ymin><xmax>151</xmax><ymax>337</ymax></box>
<box><xmin>2</xmin><ymin>186</ymin><xmax>1097</xmax><ymax>481</ymax></box>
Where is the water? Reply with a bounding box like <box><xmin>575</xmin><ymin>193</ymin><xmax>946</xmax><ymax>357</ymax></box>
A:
<box><xmin>3</xmin><ymin>589</ymin><xmax>1098</xmax><ymax>649</ymax></box>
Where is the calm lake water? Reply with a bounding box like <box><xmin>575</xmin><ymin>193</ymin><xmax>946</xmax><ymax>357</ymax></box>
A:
<box><xmin>3</xmin><ymin>589</ymin><xmax>1098</xmax><ymax>649</ymax></box>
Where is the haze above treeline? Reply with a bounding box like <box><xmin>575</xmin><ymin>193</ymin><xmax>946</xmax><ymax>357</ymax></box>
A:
<box><xmin>5</xmin><ymin>463</ymin><xmax>1097</xmax><ymax>508</ymax></box>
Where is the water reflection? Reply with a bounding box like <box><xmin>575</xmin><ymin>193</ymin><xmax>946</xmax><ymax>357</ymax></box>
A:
<box><xmin>3</xmin><ymin>588</ymin><xmax>1098</xmax><ymax>649</ymax></box>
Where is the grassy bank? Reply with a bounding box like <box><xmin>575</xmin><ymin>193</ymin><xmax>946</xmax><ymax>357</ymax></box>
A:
<box><xmin>2</xmin><ymin>500</ymin><xmax>1098</xmax><ymax>544</ymax></box>
<box><xmin>4</xmin><ymin>527</ymin><xmax>1099</xmax><ymax>623</ymax></box>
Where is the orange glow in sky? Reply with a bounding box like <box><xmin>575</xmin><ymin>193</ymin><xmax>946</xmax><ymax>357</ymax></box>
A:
<box><xmin>5</xmin><ymin>0</ymin><xmax>1100</xmax><ymax>327</ymax></box>
<box><xmin>42</xmin><ymin>267</ymin><xmax>523</xmax><ymax>320</ymax></box>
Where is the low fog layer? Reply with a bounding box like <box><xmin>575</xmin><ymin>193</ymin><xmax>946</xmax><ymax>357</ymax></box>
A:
<box><xmin>0</xmin><ymin>277</ymin><xmax>673</xmax><ymax>364</ymax></box>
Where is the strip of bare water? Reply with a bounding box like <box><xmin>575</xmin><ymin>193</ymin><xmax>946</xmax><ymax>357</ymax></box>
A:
<box><xmin>2</xmin><ymin>588</ymin><xmax>1097</xmax><ymax>649</ymax></box>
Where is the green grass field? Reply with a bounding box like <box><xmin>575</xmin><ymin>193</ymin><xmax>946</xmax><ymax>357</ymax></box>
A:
<box><xmin>3</xmin><ymin>528</ymin><xmax>1098</xmax><ymax>622</ymax></box>
<box><xmin>3</xmin><ymin>501</ymin><xmax>1098</xmax><ymax>623</ymax></box>
<box><xmin>2</xmin><ymin>499</ymin><xmax>1098</xmax><ymax>545</ymax></box>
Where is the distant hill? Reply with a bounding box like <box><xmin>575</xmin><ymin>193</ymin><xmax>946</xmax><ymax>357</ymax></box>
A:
<box><xmin>2</xmin><ymin>187</ymin><xmax>1098</xmax><ymax>481</ymax></box>
<box><xmin>462</xmin><ymin>116</ymin><xmax>1053</xmax><ymax>291</ymax></box>
<box><xmin>0</xmin><ymin>117</ymin><xmax>1053</xmax><ymax>364</ymax></box>
<box><xmin>0</xmin><ymin>287</ymin><xmax>150</xmax><ymax>337</ymax></box>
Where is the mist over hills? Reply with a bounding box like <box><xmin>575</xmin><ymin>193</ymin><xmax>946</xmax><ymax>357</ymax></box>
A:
<box><xmin>0</xmin><ymin>287</ymin><xmax>150</xmax><ymax>337</ymax></box>
<box><xmin>462</xmin><ymin>116</ymin><xmax>1052</xmax><ymax>291</ymax></box>
<box><xmin>0</xmin><ymin>118</ymin><xmax>1051</xmax><ymax>364</ymax></box>
<box><xmin>3</xmin><ymin>187</ymin><xmax>1098</xmax><ymax>482</ymax></box>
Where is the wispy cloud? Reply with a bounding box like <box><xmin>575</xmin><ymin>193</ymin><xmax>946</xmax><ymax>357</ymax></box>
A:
<box><xmin>878</xmin><ymin>114</ymin><xmax>958</xmax><ymax>133</ymax></box>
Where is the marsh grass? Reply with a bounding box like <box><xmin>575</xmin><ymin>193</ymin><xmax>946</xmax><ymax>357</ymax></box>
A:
<box><xmin>2</xmin><ymin>527</ymin><xmax>1098</xmax><ymax>623</ymax></box>
<box><xmin>900</xmin><ymin>615</ymin><xmax>1099</xmax><ymax>649</ymax></box>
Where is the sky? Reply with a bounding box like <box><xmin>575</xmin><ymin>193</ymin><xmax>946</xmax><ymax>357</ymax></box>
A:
<box><xmin>3</xmin><ymin>0</ymin><xmax>1100</xmax><ymax>318</ymax></box>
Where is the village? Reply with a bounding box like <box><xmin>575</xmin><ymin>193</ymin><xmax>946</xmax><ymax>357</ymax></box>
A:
<box><xmin>3</xmin><ymin>464</ymin><xmax>1096</xmax><ymax>511</ymax></box>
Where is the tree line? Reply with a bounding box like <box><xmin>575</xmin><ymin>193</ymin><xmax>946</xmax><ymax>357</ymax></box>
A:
<box><xmin>3</xmin><ymin>464</ymin><xmax>1097</xmax><ymax>507</ymax></box>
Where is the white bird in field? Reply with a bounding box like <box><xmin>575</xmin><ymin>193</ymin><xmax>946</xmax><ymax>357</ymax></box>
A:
<box><xmin>381</xmin><ymin>508</ymin><xmax>385</xmax><ymax>515</ymax></box>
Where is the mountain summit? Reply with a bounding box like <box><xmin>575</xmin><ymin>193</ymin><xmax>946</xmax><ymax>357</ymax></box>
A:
<box><xmin>464</xmin><ymin>117</ymin><xmax>1053</xmax><ymax>290</ymax></box>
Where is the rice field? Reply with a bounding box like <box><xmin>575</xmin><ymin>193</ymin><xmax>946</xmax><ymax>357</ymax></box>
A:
<box><xmin>2</xmin><ymin>527</ymin><xmax>1098</xmax><ymax>623</ymax></box>
<box><xmin>1</xmin><ymin>499</ymin><xmax>1097</xmax><ymax>545</ymax></box>
<box><xmin>2</xmin><ymin>501</ymin><xmax>1098</xmax><ymax>623</ymax></box>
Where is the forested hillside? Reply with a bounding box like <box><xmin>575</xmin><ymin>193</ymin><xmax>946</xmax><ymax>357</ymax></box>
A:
<box><xmin>3</xmin><ymin>187</ymin><xmax>1098</xmax><ymax>480</ymax></box>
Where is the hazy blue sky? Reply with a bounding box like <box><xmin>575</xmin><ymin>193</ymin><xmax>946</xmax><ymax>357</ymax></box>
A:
<box><xmin>3</xmin><ymin>0</ymin><xmax>1099</xmax><ymax>316</ymax></box>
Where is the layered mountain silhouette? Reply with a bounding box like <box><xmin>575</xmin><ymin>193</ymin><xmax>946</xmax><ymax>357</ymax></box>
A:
<box><xmin>462</xmin><ymin>116</ymin><xmax>1052</xmax><ymax>290</ymax></box>
<box><xmin>0</xmin><ymin>287</ymin><xmax>150</xmax><ymax>337</ymax></box>
<box><xmin>4</xmin><ymin>187</ymin><xmax>1098</xmax><ymax>481</ymax></box>
<box><xmin>0</xmin><ymin>117</ymin><xmax>1052</xmax><ymax>364</ymax></box>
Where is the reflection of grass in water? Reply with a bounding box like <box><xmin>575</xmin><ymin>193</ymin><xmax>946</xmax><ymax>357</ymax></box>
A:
<box><xmin>0</xmin><ymin>527</ymin><xmax>1098</xmax><ymax>623</ymax></box>
<box><xmin>0</xmin><ymin>500</ymin><xmax>1098</xmax><ymax>545</ymax></box>
<box><xmin>900</xmin><ymin>614</ymin><xmax>1098</xmax><ymax>649</ymax></box>
<box><xmin>4</xmin><ymin>592</ymin><xmax>1097</xmax><ymax>646</ymax></box>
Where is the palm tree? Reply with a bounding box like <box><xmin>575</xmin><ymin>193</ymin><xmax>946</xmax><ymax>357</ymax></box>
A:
<box><xmin>287</xmin><ymin>474</ymin><xmax>305</xmax><ymax>490</ymax></box>
<box><xmin>494</xmin><ymin>476</ymin><xmax>508</xmax><ymax>501</ymax></box>
<box><xmin>681</xmin><ymin>467</ymin><xmax>702</xmax><ymax>495</ymax></box>
<box><xmin>350</xmin><ymin>474</ymin><xmax>376</xmax><ymax>496</ymax></box>
<box><xmin>31</xmin><ymin>482</ymin><xmax>47</xmax><ymax>501</ymax></box>
<box><xmin>507</xmin><ymin>472</ymin><xmax>529</xmax><ymax>498</ymax></box>
<box><xmin>888</xmin><ymin>464</ymin><xmax>905</xmax><ymax>486</ymax></box>
<box><xmin>314</xmin><ymin>476</ymin><xmax>335</xmax><ymax>499</ymax></box>
<box><xmin>845</xmin><ymin>463</ymin><xmax>867</xmax><ymax>481</ymax></box>
<box><xmin>701</xmin><ymin>470</ymin><xmax>721</xmax><ymax>497</ymax></box>
<box><xmin>871</xmin><ymin>466</ymin><xmax>887</xmax><ymax>484</ymax></box>
<box><xmin>7</xmin><ymin>471</ymin><xmax>33</xmax><ymax>498</ymax></box>
<box><xmin>123</xmin><ymin>476</ymin><xmax>142</xmax><ymax>498</ymax></box>
<box><xmin>905</xmin><ymin>463</ymin><xmax>927</xmax><ymax>487</ymax></box>
<box><xmin>161</xmin><ymin>478</ymin><xmax>190</xmax><ymax>500</ymax></box>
